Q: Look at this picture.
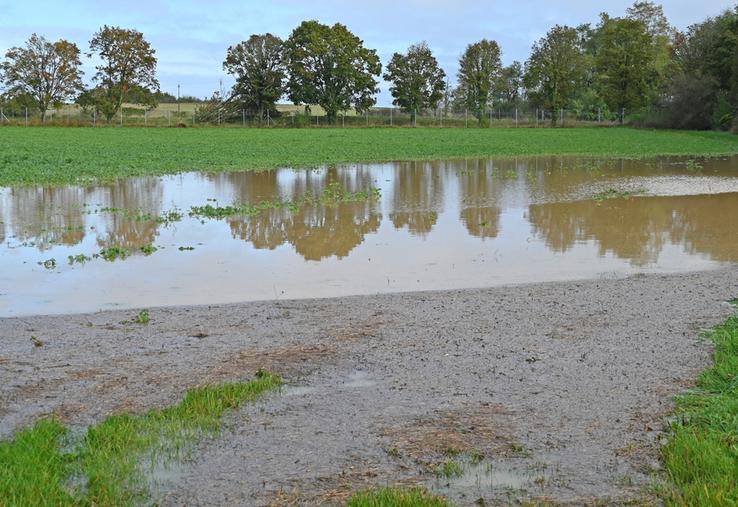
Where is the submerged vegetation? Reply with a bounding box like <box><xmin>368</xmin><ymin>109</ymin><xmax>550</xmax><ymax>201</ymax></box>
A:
<box><xmin>660</xmin><ymin>314</ymin><xmax>738</xmax><ymax>505</ymax></box>
<box><xmin>189</xmin><ymin>181</ymin><xmax>381</xmax><ymax>220</ymax></box>
<box><xmin>593</xmin><ymin>188</ymin><xmax>647</xmax><ymax>202</ymax></box>
<box><xmin>0</xmin><ymin>370</ymin><xmax>281</xmax><ymax>506</ymax></box>
<box><xmin>1</xmin><ymin>127</ymin><xmax>737</xmax><ymax>186</ymax></box>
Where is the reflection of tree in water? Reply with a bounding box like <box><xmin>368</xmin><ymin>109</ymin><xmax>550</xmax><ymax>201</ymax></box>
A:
<box><xmin>528</xmin><ymin>193</ymin><xmax>738</xmax><ymax>265</ymax></box>
<box><xmin>288</xmin><ymin>203</ymin><xmax>381</xmax><ymax>261</ymax></box>
<box><xmin>456</xmin><ymin>159</ymin><xmax>502</xmax><ymax>239</ymax></box>
<box><xmin>390</xmin><ymin>160</ymin><xmax>444</xmax><ymax>236</ymax></box>
<box><xmin>668</xmin><ymin>193</ymin><xmax>738</xmax><ymax>262</ymax></box>
<box><xmin>96</xmin><ymin>177</ymin><xmax>163</xmax><ymax>249</ymax></box>
<box><xmin>224</xmin><ymin>166</ymin><xmax>381</xmax><ymax>260</ymax></box>
<box><xmin>9</xmin><ymin>186</ymin><xmax>87</xmax><ymax>251</ymax></box>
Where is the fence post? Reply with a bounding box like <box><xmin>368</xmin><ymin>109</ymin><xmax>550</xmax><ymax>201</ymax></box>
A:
<box><xmin>414</xmin><ymin>109</ymin><xmax>417</xmax><ymax>127</ymax></box>
<box><xmin>242</xmin><ymin>109</ymin><xmax>245</xmax><ymax>127</ymax></box>
<box><xmin>93</xmin><ymin>109</ymin><xmax>96</xmax><ymax>127</ymax></box>
<box><xmin>465</xmin><ymin>109</ymin><xmax>468</xmax><ymax>128</ymax></box>
<box><xmin>120</xmin><ymin>109</ymin><xmax>123</xmax><ymax>127</ymax></box>
<box><xmin>515</xmin><ymin>108</ymin><xmax>518</xmax><ymax>127</ymax></box>
<box><xmin>366</xmin><ymin>109</ymin><xmax>369</xmax><ymax>126</ymax></box>
<box><xmin>342</xmin><ymin>112</ymin><xmax>345</xmax><ymax>128</ymax></box>
<box><xmin>193</xmin><ymin>110</ymin><xmax>196</xmax><ymax>127</ymax></box>
<box><xmin>390</xmin><ymin>107</ymin><xmax>393</xmax><ymax>126</ymax></box>
<box><xmin>25</xmin><ymin>107</ymin><xmax>28</xmax><ymax>127</ymax></box>
<box><xmin>144</xmin><ymin>110</ymin><xmax>148</xmax><ymax>126</ymax></box>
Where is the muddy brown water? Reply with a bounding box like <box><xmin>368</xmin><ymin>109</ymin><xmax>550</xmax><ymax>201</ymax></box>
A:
<box><xmin>1</xmin><ymin>155</ymin><xmax>737</xmax><ymax>317</ymax></box>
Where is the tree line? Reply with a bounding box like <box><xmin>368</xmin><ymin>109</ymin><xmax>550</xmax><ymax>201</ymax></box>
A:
<box><xmin>1</xmin><ymin>2</ymin><xmax>737</xmax><ymax>129</ymax></box>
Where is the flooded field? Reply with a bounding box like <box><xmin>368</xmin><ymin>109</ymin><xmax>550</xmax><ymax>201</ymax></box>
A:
<box><xmin>1</xmin><ymin>155</ymin><xmax>737</xmax><ymax>316</ymax></box>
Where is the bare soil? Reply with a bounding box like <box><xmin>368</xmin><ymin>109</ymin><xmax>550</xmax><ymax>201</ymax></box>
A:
<box><xmin>1</xmin><ymin>268</ymin><xmax>737</xmax><ymax>505</ymax></box>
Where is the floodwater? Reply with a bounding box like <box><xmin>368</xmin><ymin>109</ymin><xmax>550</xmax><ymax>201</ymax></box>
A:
<box><xmin>1</xmin><ymin>156</ymin><xmax>737</xmax><ymax>317</ymax></box>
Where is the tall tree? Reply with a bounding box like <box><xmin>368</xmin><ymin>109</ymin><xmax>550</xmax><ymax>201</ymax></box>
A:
<box><xmin>596</xmin><ymin>18</ymin><xmax>655</xmax><ymax>122</ymax></box>
<box><xmin>626</xmin><ymin>2</ymin><xmax>673</xmax><ymax>91</ymax></box>
<box><xmin>626</xmin><ymin>2</ymin><xmax>671</xmax><ymax>39</ymax></box>
<box><xmin>224</xmin><ymin>33</ymin><xmax>285</xmax><ymax>120</ymax></box>
<box><xmin>457</xmin><ymin>39</ymin><xmax>502</xmax><ymax>123</ymax></box>
<box><xmin>88</xmin><ymin>26</ymin><xmax>159</xmax><ymax>121</ymax></box>
<box><xmin>497</xmin><ymin>61</ymin><xmax>524</xmax><ymax>104</ymax></box>
<box><xmin>524</xmin><ymin>25</ymin><xmax>587</xmax><ymax>124</ymax></box>
<box><xmin>284</xmin><ymin>21</ymin><xmax>381</xmax><ymax>123</ymax></box>
<box><xmin>384</xmin><ymin>42</ymin><xmax>446</xmax><ymax>117</ymax></box>
<box><xmin>0</xmin><ymin>34</ymin><xmax>83</xmax><ymax>121</ymax></box>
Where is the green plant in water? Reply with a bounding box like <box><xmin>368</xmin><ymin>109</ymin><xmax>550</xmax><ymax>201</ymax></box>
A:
<box><xmin>38</xmin><ymin>258</ymin><xmax>57</xmax><ymax>270</ymax></box>
<box><xmin>98</xmin><ymin>247</ymin><xmax>130</xmax><ymax>262</ymax></box>
<box><xmin>436</xmin><ymin>458</ymin><xmax>464</xmax><ymax>479</ymax></box>
<box><xmin>348</xmin><ymin>487</ymin><xmax>453</xmax><ymax>507</ymax></box>
<box><xmin>68</xmin><ymin>254</ymin><xmax>92</xmax><ymax>265</ymax></box>
<box><xmin>685</xmin><ymin>158</ymin><xmax>704</xmax><ymax>172</ymax></box>
<box><xmin>157</xmin><ymin>209</ymin><xmax>183</xmax><ymax>225</ymax></box>
<box><xmin>593</xmin><ymin>188</ymin><xmax>646</xmax><ymax>202</ymax></box>
<box><xmin>140</xmin><ymin>244</ymin><xmax>157</xmax><ymax>256</ymax></box>
<box><xmin>0</xmin><ymin>371</ymin><xmax>282</xmax><ymax>506</ymax></box>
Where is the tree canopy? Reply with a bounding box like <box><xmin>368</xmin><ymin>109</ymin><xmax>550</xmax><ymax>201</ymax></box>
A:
<box><xmin>88</xmin><ymin>25</ymin><xmax>159</xmax><ymax>121</ymax></box>
<box><xmin>524</xmin><ymin>25</ymin><xmax>587</xmax><ymax>123</ymax></box>
<box><xmin>0</xmin><ymin>34</ymin><xmax>83</xmax><ymax>120</ymax></box>
<box><xmin>284</xmin><ymin>20</ymin><xmax>381</xmax><ymax>122</ymax></box>
<box><xmin>596</xmin><ymin>17</ymin><xmax>655</xmax><ymax>121</ymax></box>
<box><xmin>224</xmin><ymin>33</ymin><xmax>285</xmax><ymax>120</ymax></box>
<box><xmin>457</xmin><ymin>39</ymin><xmax>502</xmax><ymax>123</ymax></box>
<box><xmin>384</xmin><ymin>42</ymin><xmax>446</xmax><ymax>116</ymax></box>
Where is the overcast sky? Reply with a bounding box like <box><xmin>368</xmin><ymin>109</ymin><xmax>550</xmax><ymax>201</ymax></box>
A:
<box><xmin>1</xmin><ymin>0</ymin><xmax>735</xmax><ymax>105</ymax></box>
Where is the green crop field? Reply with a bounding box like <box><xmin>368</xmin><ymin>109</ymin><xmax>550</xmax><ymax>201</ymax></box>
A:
<box><xmin>1</xmin><ymin>127</ymin><xmax>737</xmax><ymax>186</ymax></box>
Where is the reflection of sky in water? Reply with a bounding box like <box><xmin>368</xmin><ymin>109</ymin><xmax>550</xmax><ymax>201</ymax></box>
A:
<box><xmin>1</xmin><ymin>156</ymin><xmax>737</xmax><ymax>316</ymax></box>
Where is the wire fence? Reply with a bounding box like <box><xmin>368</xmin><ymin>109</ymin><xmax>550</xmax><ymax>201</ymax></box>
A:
<box><xmin>0</xmin><ymin>104</ymin><xmax>623</xmax><ymax>128</ymax></box>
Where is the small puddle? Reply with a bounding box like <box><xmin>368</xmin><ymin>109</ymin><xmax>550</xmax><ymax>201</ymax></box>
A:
<box><xmin>435</xmin><ymin>456</ymin><xmax>548</xmax><ymax>497</ymax></box>
<box><xmin>341</xmin><ymin>370</ymin><xmax>377</xmax><ymax>389</ymax></box>
<box><xmin>281</xmin><ymin>385</ymin><xmax>318</xmax><ymax>397</ymax></box>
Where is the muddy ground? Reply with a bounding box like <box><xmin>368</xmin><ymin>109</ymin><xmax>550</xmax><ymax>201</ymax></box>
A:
<box><xmin>1</xmin><ymin>268</ymin><xmax>737</xmax><ymax>506</ymax></box>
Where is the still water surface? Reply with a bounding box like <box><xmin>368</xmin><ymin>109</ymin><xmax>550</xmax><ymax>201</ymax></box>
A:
<box><xmin>1</xmin><ymin>156</ymin><xmax>737</xmax><ymax>316</ymax></box>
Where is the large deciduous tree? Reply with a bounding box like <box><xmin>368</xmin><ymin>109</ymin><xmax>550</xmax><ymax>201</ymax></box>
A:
<box><xmin>496</xmin><ymin>61</ymin><xmax>524</xmax><ymax>105</ymax></box>
<box><xmin>88</xmin><ymin>26</ymin><xmax>159</xmax><ymax>121</ymax></box>
<box><xmin>596</xmin><ymin>17</ymin><xmax>655</xmax><ymax>122</ymax></box>
<box><xmin>0</xmin><ymin>34</ymin><xmax>83</xmax><ymax>121</ymax></box>
<box><xmin>524</xmin><ymin>25</ymin><xmax>587</xmax><ymax>124</ymax></box>
<box><xmin>457</xmin><ymin>39</ymin><xmax>502</xmax><ymax>123</ymax></box>
<box><xmin>224</xmin><ymin>33</ymin><xmax>285</xmax><ymax>120</ymax></box>
<box><xmin>384</xmin><ymin>42</ymin><xmax>446</xmax><ymax>117</ymax></box>
<box><xmin>284</xmin><ymin>21</ymin><xmax>381</xmax><ymax>123</ymax></box>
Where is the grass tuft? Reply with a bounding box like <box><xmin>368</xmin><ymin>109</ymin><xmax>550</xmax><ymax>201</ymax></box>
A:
<box><xmin>0</xmin><ymin>371</ymin><xmax>281</xmax><ymax>506</ymax></box>
<box><xmin>348</xmin><ymin>487</ymin><xmax>453</xmax><ymax>507</ymax></box>
<box><xmin>660</xmin><ymin>316</ymin><xmax>738</xmax><ymax>505</ymax></box>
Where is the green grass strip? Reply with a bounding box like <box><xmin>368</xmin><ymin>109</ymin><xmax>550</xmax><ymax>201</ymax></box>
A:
<box><xmin>0</xmin><ymin>370</ymin><xmax>281</xmax><ymax>506</ymax></box>
<box><xmin>348</xmin><ymin>487</ymin><xmax>454</xmax><ymax>507</ymax></box>
<box><xmin>1</xmin><ymin>127</ymin><xmax>737</xmax><ymax>186</ymax></box>
<box><xmin>661</xmin><ymin>315</ymin><xmax>738</xmax><ymax>505</ymax></box>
